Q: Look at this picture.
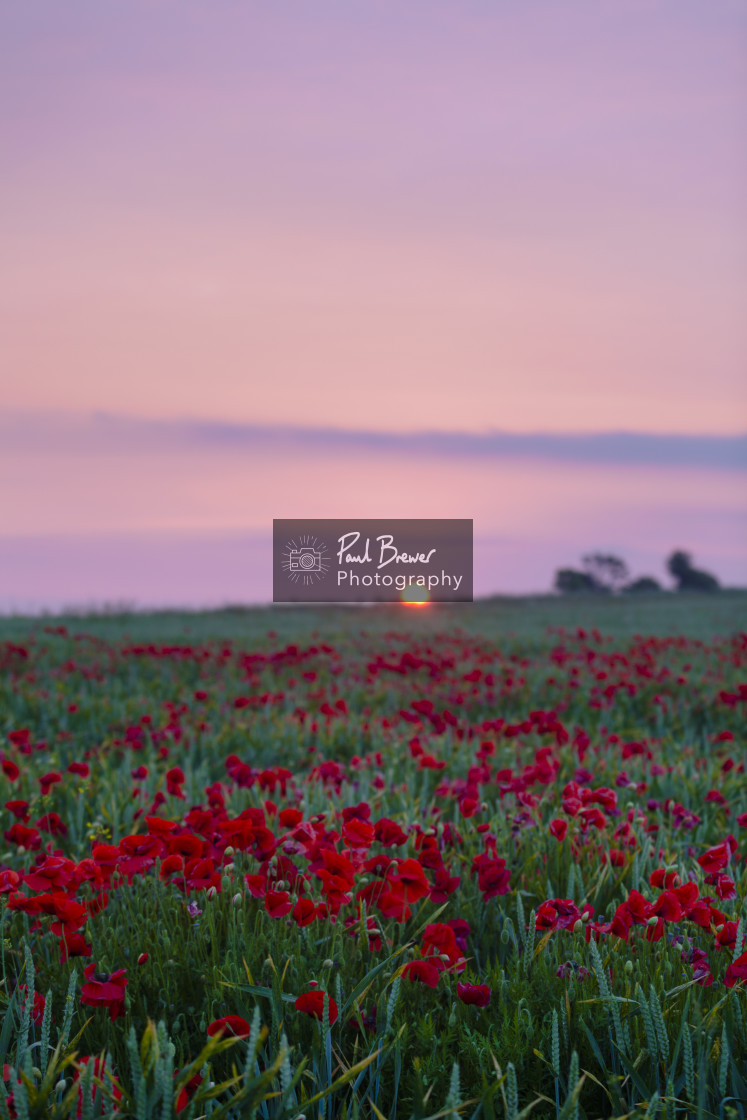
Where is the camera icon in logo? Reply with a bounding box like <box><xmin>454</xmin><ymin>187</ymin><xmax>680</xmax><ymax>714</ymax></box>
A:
<box><xmin>288</xmin><ymin>546</ymin><xmax>324</xmax><ymax>573</ymax></box>
<box><xmin>282</xmin><ymin>535</ymin><xmax>330</xmax><ymax>585</ymax></box>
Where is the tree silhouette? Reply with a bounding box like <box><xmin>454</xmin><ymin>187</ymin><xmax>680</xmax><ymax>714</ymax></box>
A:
<box><xmin>666</xmin><ymin>550</ymin><xmax>719</xmax><ymax>592</ymax></box>
<box><xmin>554</xmin><ymin>568</ymin><xmax>596</xmax><ymax>593</ymax></box>
<box><xmin>625</xmin><ymin>576</ymin><xmax>662</xmax><ymax>593</ymax></box>
<box><xmin>581</xmin><ymin>553</ymin><xmax>629</xmax><ymax>593</ymax></box>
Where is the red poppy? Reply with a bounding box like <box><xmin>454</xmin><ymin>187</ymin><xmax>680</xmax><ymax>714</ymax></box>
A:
<box><xmin>166</xmin><ymin>768</ymin><xmax>186</xmax><ymax>798</ymax></box>
<box><xmin>18</xmin><ymin>986</ymin><xmax>46</xmax><ymax>1027</ymax></box>
<box><xmin>279</xmin><ymin>808</ymin><xmax>303</xmax><ymax>828</ymax></box>
<box><xmin>39</xmin><ymin>771</ymin><xmax>63</xmax><ymax>796</ymax></box>
<box><xmin>4</xmin><ymin>801</ymin><xmax>29</xmax><ymax>820</ymax></box>
<box><xmin>295</xmin><ymin>990</ymin><xmax>339</xmax><ymax>1025</ymax></box>
<box><xmin>81</xmin><ymin>963</ymin><xmax>128</xmax><ymax>1021</ymax></box>
<box><xmin>549</xmin><ymin>819</ymin><xmax>568</xmax><ymax>842</ymax></box>
<box><xmin>0</xmin><ymin>869</ymin><xmax>19</xmax><ymax>893</ymax></box>
<box><xmin>73</xmin><ymin>1056</ymin><xmax>122</xmax><ymax>1117</ymax></box>
<box><xmin>421</xmin><ymin>923</ymin><xmax>465</xmax><ymax>973</ymax></box>
<box><xmin>265</xmin><ymin>889</ymin><xmax>292</xmax><ymax>918</ymax></box>
<box><xmin>374</xmin><ymin>818</ymin><xmax>408</xmax><ymax>847</ymax></box>
<box><xmin>697</xmin><ymin>839</ymin><xmax>736</xmax><ymax>875</ymax></box>
<box><xmin>724</xmin><ymin>952</ymin><xmax>747</xmax><ymax>989</ymax></box>
<box><xmin>536</xmin><ymin>899</ymin><xmax>589</xmax><ymax>932</ymax></box>
<box><xmin>1</xmin><ymin>759</ymin><xmax>20</xmax><ymax>781</ymax></box>
<box><xmin>649</xmin><ymin>868</ymin><xmax>681</xmax><ymax>890</ymax></box>
<box><xmin>471</xmin><ymin>853</ymin><xmax>511</xmax><ymax>900</ymax></box>
<box><xmin>206</xmin><ymin>1015</ymin><xmax>251</xmax><ymax>1038</ymax></box>
<box><xmin>60</xmin><ymin>932</ymin><xmax>92</xmax><ymax>961</ymax></box>
<box><xmin>651</xmin><ymin>891</ymin><xmax>682</xmax><ymax>923</ymax></box>
<box><xmin>716</xmin><ymin>921</ymin><xmax>738</xmax><ymax>951</ymax></box>
<box><xmin>292</xmin><ymin>897</ymin><xmax>317</xmax><ymax>926</ymax></box>
<box><xmin>402</xmin><ymin>959</ymin><xmax>441</xmax><ymax>987</ymax></box>
<box><xmin>456</xmin><ymin>981</ymin><xmax>491</xmax><ymax>1007</ymax></box>
<box><xmin>176</xmin><ymin>1072</ymin><xmax>203</xmax><ymax>1112</ymax></box>
<box><xmin>387</xmin><ymin>858</ymin><xmax>430</xmax><ymax>904</ymax></box>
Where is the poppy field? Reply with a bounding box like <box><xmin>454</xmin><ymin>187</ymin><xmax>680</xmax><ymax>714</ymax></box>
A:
<box><xmin>0</xmin><ymin>600</ymin><xmax>746</xmax><ymax>1119</ymax></box>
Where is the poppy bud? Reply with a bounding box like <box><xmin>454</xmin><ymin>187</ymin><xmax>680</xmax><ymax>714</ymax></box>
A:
<box><xmin>624</xmin><ymin>960</ymin><xmax>633</xmax><ymax>974</ymax></box>
<box><xmin>573</xmin><ymin>920</ymin><xmax>583</xmax><ymax>933</ymax></box>
<box><xmin>207</xmin><ymin>886</ymin><xmax>217</xmax><ymax>899</ymax></box>
<box><xmin>322</xmin><ymin>959</ymin><xmax>334</xmax><ymax>969</ymax></box>
<box><xmin>224</xmin><ymin>846</ymin><xmax>235</xmax><ymax>857</ymax></box>
<box><xmin>55</xmin><ymin>1079</ymin><xmax>67</xmax><ymax>1094</ymax></box>
<box><xmin>32</xmin><ymin>1067</ymin><xmax>41</xmax><ymax>1079</ymax></box>
<box><xmin>232</xmin><ymin>893</ymin><xmax>243</xmax><ymax>906</ymax></box>
<box><xmin>138</xmin><ymin>953</ymin><xmax>149</xmax><ymax>965</ymax></box>
<box><xmin>647</xmin><ymin>916</ymin><xmax>658</xmax><ymax>927</ymax></box>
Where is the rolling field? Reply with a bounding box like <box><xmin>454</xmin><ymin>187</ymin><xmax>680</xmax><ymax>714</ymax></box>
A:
<box><xmin>0</xmin><ymin>593</ymin><xmax>746</xmax><ymax>1119</ymax></box>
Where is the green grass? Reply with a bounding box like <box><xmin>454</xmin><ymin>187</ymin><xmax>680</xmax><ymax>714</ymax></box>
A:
<box><xmin>2</xmin><ymin>589</ymin><xmax>746</xmax><ymax>644</ymax></box>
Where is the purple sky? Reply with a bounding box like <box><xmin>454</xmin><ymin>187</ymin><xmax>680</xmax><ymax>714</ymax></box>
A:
<box><xmin>1</xmin><ymin>2</ymin><xmax>745</xmax><ymax>608</ymax></box>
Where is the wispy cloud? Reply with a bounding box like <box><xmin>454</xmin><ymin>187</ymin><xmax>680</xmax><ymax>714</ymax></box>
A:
<box><xmin>2</xmin><ymin>410</ymin><xmax>746</xmax><ymax>470</ymax></box>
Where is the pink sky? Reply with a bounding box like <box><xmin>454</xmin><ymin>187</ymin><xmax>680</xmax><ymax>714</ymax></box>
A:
<box><xmin>1</xmin><ymin>2</ymin><xmax>745</xmax><ymax>608</ymax></box>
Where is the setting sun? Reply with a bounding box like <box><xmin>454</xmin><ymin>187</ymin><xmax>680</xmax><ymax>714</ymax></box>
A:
<box><xmin>401</xmin><ymin>586</ymin><xmax>430</xmax><ymax>606</ymax></box>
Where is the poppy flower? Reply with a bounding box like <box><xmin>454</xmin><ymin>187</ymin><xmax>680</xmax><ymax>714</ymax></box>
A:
<box><xmin>295</xmin><ymin>990</ymin><xmax>338</xmax><ymax>1025</ymax></box>
<box><xmin>73</xmin><ymin>1056</ymin><xmax>122</xmax><ymax>1117</ymax></box>
<box><xmin>4</xmin><ymin>801</ymin><xmax>29</xmax><ymax>820</ymax></box>
<box><xmin>651</xmin><ymin>891</ymin><xmax>682</xmax><ymax>923</ymax></box>
<box><xmin>697</xmin><ymin>839</ymin><xmax>736</xmax><ymax>875</ymax></box>
<box><xmin>176</xmin><ymin>1071</ymin><xmax>203</xmax><ymax>1113</ymax></box>
<box><xmin>402</xmin><ymin>959</ymin><xmax>441</xmax><ymax>987</ymax></box>
<box><xmin>265</xmin><ymin>889</ymin><xmax>292</xmax><ymax>918</ymax></box>
<box><xmin>724</xmin><ymin>952</ymin><xmax>747</xmax><ymax>989</ymax></box>
<box><xmin>471</xmin><ymin>853</ymin><xmax>511</xmax><ymax>900</ymax></box>
<box><xmin>421</xmin><ymin>923</ymin><xmax>465</xmax><ymax>973</ymax></box>
<box><xmin>81</xmin><ymin>963</ymin><xmax>128</xmax><ymax>1021</ymax></box>
<box><xmin>649</xmin><ymin>868</ymin><xmax>680</xmax><ymax>890</ymax></box>
<box><xmin>39</xmin><ymin>771</ymin><xmax>62</xmax><ymax>796</ymax></box>
<box><xmin>279</xmin><ymin>808</ymin><xmax>303</xmax><ymax>828</ymax></box>
<box><xmin>1</xmin><ymin>759</ymin><xmax>20</xmax><ymax>781</ymax></box>
<box><xmin>207</xmin><ymin>1015</ymin><xmax>251</xmax><ymax>1038</ymax></box>
<box><xmin>0</xmin><ymin>869</ymin><xmax>19</xmax><ymax>893</ymax></box>
<box><xmin>549</xmin><ymin>819</ymin><xmax>568</xmax><ymax>842</ymax></box>
<box><xmin>716</xmin><ymin>921</ymin><xmax>738</xmax><ymax>951</ymax></box>
<box><xmin>166</xmin><ymin>768</ymin><xmax>186</xmax><ymax>798</ymax></box>
<box><xmin>536</xmin><ymin>899</ymin><xmax>587</xmax><ymax>932</ymax></box>
<box><xmin>292</xmin><ymin>898</ymin><xmax>317</xmax><ymax>927</ymax></box>
<box><xmin>18</xmin><ymin>986</ymin><xmax>45</xmax><ymax>1027</ymax></box>
<box><xmin>386</xmin><ymin>858</ymin><xmax>429</xmax><ymax>904</ymax></box>
<box><xmin>342</xmin><ymin>817</ymin><xmax>374</xmax><ymax>848</ymax></box>
<box><xmin>60</xmin><ymin>932</ymin><xmax>92</xmax><ymax>961</ymax></box>
<box><xmin>374</xmin><ymin>818</ymin><xmax>408</xmax><ymax>847</ymax></box>
<box><xmin>456</xmin><ymin>981</ymin><xmax>491</xmax><ymax>1007</ymax></box>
